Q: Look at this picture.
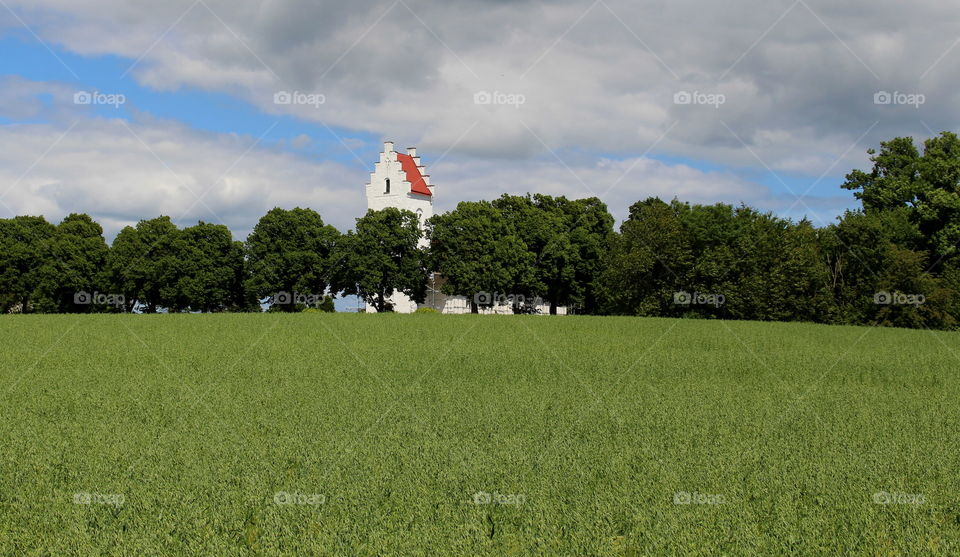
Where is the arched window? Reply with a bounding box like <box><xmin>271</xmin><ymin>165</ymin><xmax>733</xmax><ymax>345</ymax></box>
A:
<box><xmin>384</xmin><ymin>178</ymin><xmax>390</xmax><ymax>194</ymax></box>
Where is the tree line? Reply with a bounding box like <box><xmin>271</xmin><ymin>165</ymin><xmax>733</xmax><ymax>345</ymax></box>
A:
<box><xmin>2</xmin><ymin>132</ymin><xmax>960</xmax><ymax>329</ymax></box>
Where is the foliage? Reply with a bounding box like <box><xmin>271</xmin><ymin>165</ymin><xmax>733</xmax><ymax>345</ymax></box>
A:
<box><xmin>245</xmin><ymin>208</ymin><xmax>340</xmax><ymax>312</ymax></box>
<box><xmin>427</xmin><ymin>201</ymin><xmax>534</xmax><ymax>313</ymax></box>
<box><xmin>332</xmin><ymin>208</ymin><xmax>428</xmax><ymax>313</ymax></box>
<box><xmin>0</xmin><ymin>216</ymin><xmax>57</xmax><ymax>313</ymax></box>
<box><xmin>4</xmin><ymin>130</ymin><xmax>960</xmax><ymax>328</ymax></box>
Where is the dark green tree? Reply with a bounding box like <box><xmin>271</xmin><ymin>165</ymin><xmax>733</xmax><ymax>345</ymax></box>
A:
<box><xmin>492</xmin><ymin>194</ymin><xmax>614</xmax><ymax>314</ymax></box>
<box><xmin>171</xmin><ymin>222</ymin><xmax>250</xmax><ymax>312</ymax></box>
<box><xmin>245</xmin><ymin>207</ymin><xmax>340</xmax><ymax>312</ymax></box>
<box><xmin>428</xmin><ymin>201</ymin><xmax>534</xmax><ymax>313</ymax></box>
<box><xmin>31</xmin><ymin>214</ymin><xmax>111</xmax><ymax>313</ymax></box>
<box><xmin>332</xmin><ymin>208</ymin><xmax>428</xmax><ymax>313</ymax></box>
<box><xmin>597</xmin><ymin>198</ymin><xmax>691</xmax><ymax>316</ymax></box>
<box><xmin>0</xmin><ymin>216</ymin><xmax>57</xmax><ymax>313</ymax></box>
<box><xmin>105</xmin><ymin>216</ymin><xmax>180</xmax><ymax>312</ymax></box>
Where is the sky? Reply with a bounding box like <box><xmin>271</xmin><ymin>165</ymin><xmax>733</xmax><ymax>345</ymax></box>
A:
<box><xmin>0</xmin><ymin>0</ymin><xmax>958</xmax><ymax>241</ymax></box>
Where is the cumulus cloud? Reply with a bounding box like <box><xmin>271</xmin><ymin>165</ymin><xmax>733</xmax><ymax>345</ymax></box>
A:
<box><xmin>3</xmin><ymin>0</ymin><xmax>956</xmax><ymax>173</ymax></box>
<box><xmin>0</xmin><ymin>80</ymin><xmax>367</xmax><ymax>238</ymax></box>
<box><xmin>6</xmin><ymin>0</ymin><xmax>952</xmax><ymax>230</ymax></box>
<box><xmin>0</xmin><ymin>76</ymin><xmax>854</xmax><ymax>239</ymax></box>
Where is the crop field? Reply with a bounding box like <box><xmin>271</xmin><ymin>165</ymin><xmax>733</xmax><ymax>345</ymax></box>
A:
<box><xmin>0</xmin><ymin>314</ymin><xmax>959</xmax><ymax>555</ymax></box>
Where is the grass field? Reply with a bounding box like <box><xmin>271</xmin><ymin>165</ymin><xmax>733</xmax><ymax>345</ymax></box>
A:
<box><xmin>1</xmin><ymin>314</ymin><xmax>958</xmax><ymax>555</ymax></box>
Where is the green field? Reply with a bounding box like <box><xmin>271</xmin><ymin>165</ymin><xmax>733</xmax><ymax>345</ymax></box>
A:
<box><xmin>1</xmin><ymin>314</ymin><xmax>958</xmax><ymax>555</ymax></box>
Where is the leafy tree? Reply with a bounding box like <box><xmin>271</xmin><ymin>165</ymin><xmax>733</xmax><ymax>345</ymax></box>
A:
<box><xmin>597</xmin><ymin>198</ymin><xmax>691</xmax><ymax>315</ymax></box>
<box><xmin>428</xmin><ymin>201</ymin><xmax>534</xmax><ymax>313</ymax></box>
<box><xmin>842</xmin><ymin>136</ymin><xmax>922</xmax><ymax>212</ymax></box>
<box><xmin>825</xmin><ymin>209</ymin><xmax>951</xmax><ymax>329</ymax></box>
<box><xmin>842</xmin><ymin>132</ymin><xmax>960</xmax><ymax>269</ymax></box>
<box><xmin>0</xmin><ymin>216</ymin><xmax>56</xmax><ymax>313</ymax></box>
<box><xmin>492</xmin><ymin>194</ymin><xmax>614</xmax><ymax>314</ymax></box>
<box><xmin>31</xmin><ymin>214</ymin><xmax>111</xmax><ymax>313</ymax></box>
<box><xmin>245</xmin><ymin>208</ymin><xmax>340</xmax><ymax>312</ymax></box>
<box><xmin>333</xmin><ymin>208</ymin><xmax>428</xmax><ymax>313</ymax></box>
<box><xmin>105</xmin><ymin>216</ymin><xmax>181</xmax><ymax>312</ymax></box>
<box><xmin>171</xmin><ymin>222</ymin><xmax>250</xmax><ymax>312</ymax></box>
<box><xmin>317</xmin><ymin>295</ymin><xmax>336</xmax><ymax>313</ymax></box>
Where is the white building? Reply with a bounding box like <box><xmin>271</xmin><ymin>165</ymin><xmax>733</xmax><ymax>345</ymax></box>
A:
<box><xmin>364</xmin><ymin>141</ymin><xmax>564</xmax><ymax>315</ymax></box>
<box><xmin>365</xmin><ymin>141</ymin><xmax>433</xmax><ymax>247</ymax></box>
<box><xmin>363</xmin><ymin>141</ymin><xmax>432</xmax><ymax>313</ymax></box>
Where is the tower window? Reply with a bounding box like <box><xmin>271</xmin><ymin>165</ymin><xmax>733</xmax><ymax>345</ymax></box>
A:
<box><xmin>384</xmin><ymin>178</ymin><xmax>390</xmax><ymax>194</ymax></box>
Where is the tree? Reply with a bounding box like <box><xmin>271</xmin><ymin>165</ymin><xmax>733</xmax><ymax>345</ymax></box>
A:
<box><xmin>428</xmin><ymin>201</ymin><xmax>534</xmax><ymax>313</ymax></box>
<box><xmin>842</xmin><ymin>132</ymin><xmax>960</xmax><ymax>270</ymax></box>
<box><xmin>31</xmin><ymin>214</ymin><xmax>110</xmax><ymax>313</ymax></box>
<box><xmin>105</xmin><ymin>216</ymin><xmax>180</xmax><ymax>312</ymax></box>
<box><xmin>0</xmin><ymin>216</ymin><xmax>56</xmax><ymax>313</ymax></box>
<box><xmin>332</xmin><ymin>208</ymin><xmax>428</xmax><ymax>312</ymax></box>
<box><xmin>491</xmin><ymin>194</ymin><xmax>614</xmax><ymax>314</ymax></box>
<box><xmin>171</xmin><ymin>222</ymin><xmax>250</xmax><ymax>312</ymax></box>
<box><xmin>245</xmin><ymin>208</ymin><xmax>340</xmax><ymax>312</ymax></box>
<box><xmin>841</xmin><ymin>136</ymin><xmax>922</xmax><ymax>213</ymax></box>
<box><xmin>824</xmin><ymin>208</ymin><xmax>953</xmax><ymax>328</ymax></box>
<box><xmin>597</xmin><ymin>198</ymin><xmax>691</xmax><ymax>316</ymax></box>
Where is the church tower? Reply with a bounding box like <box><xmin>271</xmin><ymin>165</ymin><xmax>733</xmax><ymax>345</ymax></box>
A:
<box><xmin>362</xmin><ymin>141</ymin><xmax>434</xmax><ymax>313</ymax></box>
<box><xmin>365</xmin><ymin>141</ymin><xmax>434</xmax><ymax>248</ymax></box>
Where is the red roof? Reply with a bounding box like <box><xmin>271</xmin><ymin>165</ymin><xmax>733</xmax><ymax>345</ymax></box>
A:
<box><xmin>396</xmin><ymin>153</ymin><xmax>432</xmax><ymax>196</ymax></box>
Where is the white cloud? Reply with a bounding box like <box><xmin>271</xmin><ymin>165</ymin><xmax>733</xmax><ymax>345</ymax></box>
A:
<box><xmin>0</xmin><ymin>85</ymin><xmax>367</xmax><ymax>238</ymax></box>
<box><xmin>0</xmin><ymin>75</ymin><xmax>859</xmax><ymax>238</ymax></box>
<box><xmin>3</xmin><ymin>0</ymin><xmax>956</xmax><ymax>179</ymax></box>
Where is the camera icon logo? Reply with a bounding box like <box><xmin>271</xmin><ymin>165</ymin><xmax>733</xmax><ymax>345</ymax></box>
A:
<box><xmin>873</xmin><ymin>291</ymin><xmax>891</xmax><ymax>305</ymax></box>
<box><xmin>274</xmin><ymin>291</ymin><xmax>292</xmax><ymax>305</ymax></box>
<box><xmin>673</xmin><ymin>491</ymin><xmax>692</xmax><ymax>505</ymax></box>
<box><xmin>474</xmin><ymin>91</ymin><xmax>492</xmax><ymax>105</ymax></box>
<box><xmin>872</xmin><ymin>491</ymin><xmax>890</xmax><ymax>504</ymax></box>
<box><xmin>273</xmin><ymin>91</ymin><xmax>292</xmax><ymax>105</ymax></box>
<box><xmin>73</xmin><ymin>492</ymin><xmax>92</xmax><ymax>505</ymax></box>
<box><xmin>74</xmin><ymin>291</ymin><xmax>92</xmax><ymax>305</ymax></box>
<box><xmin>472</xmin><ymin>491</ymin><xmax>491</xmax><ymax>505</ymax></box>
<box><xmin>874</xmin><ymin>91</ymin><xmax>892</xmax><ymax>105</ymax></box>
<box><xmin>474</xmin><ymin>291</ymin><xmax>493</xmax><ymax>306</ymax></box>
<box><xmin>73</xmin><ymin>91</ymin><xmax>92</xmax><ymax>105</ymax></box>
<box><xmin>673</xmin><ymin>91</ymin><xmax>692</xmax><ymax>105</ymax></box>
<box><xmin>673</xmin><ymin>291</ymin><xmax>692</xmax><ymax>305</ymax></box>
